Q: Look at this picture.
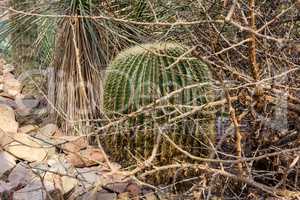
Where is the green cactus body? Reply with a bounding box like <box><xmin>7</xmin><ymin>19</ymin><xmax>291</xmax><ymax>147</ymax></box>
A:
<box><xmin>103</xmin><ymin>42</ymin><xmax>215</xmax><ymax>184</ymax></box>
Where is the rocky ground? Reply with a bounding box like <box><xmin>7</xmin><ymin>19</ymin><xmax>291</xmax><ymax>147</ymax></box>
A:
<box><xmin>0</xmin><ymin>57</ymin><xmax>159</xmax><ymax>200</ymax></box>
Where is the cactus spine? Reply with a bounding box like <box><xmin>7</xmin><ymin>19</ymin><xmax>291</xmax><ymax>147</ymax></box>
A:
<box><xmin>103</xmin><ymin>42</ymin><xmax>215</xmax><ymax>183</ymax></box>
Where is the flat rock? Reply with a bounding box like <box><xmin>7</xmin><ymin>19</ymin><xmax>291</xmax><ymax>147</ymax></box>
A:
<box><xmin>8</xmin><ymin>163</ymin><xmax>35</xmax><ymax>188</ymax></box>
<box><xmin>61</xmin><ymin>175</ymin><xmax>78</xmax><ymax>194</ymax></box>
<box><xmin>9</xmin><ymin>163</ymin><xmax>64</xmax><ymax>199</ymax></box>
<box><xmin>39</xmin><ymin>124</ymin><xmax>58</xmax><ymax>137</ymax></box>
<box><xmin>41</xmin><ymin>156</ymin><xmax>77</xmax><ymax>195</ymax></box>
<box><xmin>97</xmin><ymin>192</ymin><xmax>117</xmax><ymax>200</ymax></box>
<box><xmin>144</xmin><ymin>193</ymin><xmax>158</xmax><ymax>200</ymax></box>
<box><xmin>66</xmin><ymin>148</ymin><xmax>105</xmax><ymax>168</ymax></box>
<box><xmin>48</xmin><ymin>172</ymin><xmax>77</xmax><ymax>195</ymax></box>
<box><xmin>13</xmin><ymin>179</ymin><xmax>55</xmax><ymax>200</ymax></box>
<box><xmin>15</xmin><ymin>95</ymin><xmax>39</xmax><ymax>116</ymax></box>
<box><xmin>2</xmin><ymin>64</ymin><xmax>15</xmax><ymax>74</ymax></box>
<box><xmin>118</xmin><ymin>192</ymin><xmax>130</xmax><ymax>200</ymax></box>
<box><xmin>28</xmin><ymin>124</ymin><xmax>59</xmax><ymax>147</ymax></box>
<box><xmin>126</xmin><ymin>183</ymin><xmax>141</xmax><ymax>198</ymax></box>
<box><xmin>0</xmin><ymin>180</ymin><xmax>14</xmax><ymax>199</ymax></box>
<box><xmin>3</xmin><ymin>73</ymin><xmax>21</xmax><ymax>97</ymax></box>
<box><xmin>104</xmin><ymin>182</ymin><xmax>128</xmax><ymax>194</ymax></box>
<box><xmin>18</xmin><ymin>125</ymin><xmax>38</xmax><ymax>134</ymax></box>
<box><xmin>0</xmin><ymin>129</ymin><xmax>14</xmax><ymax>149</ymax></box>
<box><xmin>61</xmin><ymin>136</ymin><xmax>88</xmax><ymax>153</ymax></box>
<box><xmin>75</xmin><ymin>167</ymin><xmax>103</xmax><ymax>187</ymax></box>
<box><xmin>0</xmin><ymin>104</ymin><xmax>18</xmax><ymax>134</ymax></box>
<box><xmin>5</xmin><ymin>133</ymin><xmax>51</xmax><ymax>162</ymax></box>
<box><xmin>46</xmin><ymin>156</ymin><xmax>71</xmax><ymax>173</ymax></box>
<box><xmin>0</xmin><ymin>151</ymin><xmax>16</xmax><ymax>177</ymax></box>
<box><xmin>80</xmin><ymin>191</ymin><xmax>117</xmax><ymax>200</ymax></box>
<box><xmin>0</xmin><ymin>96</ymin><xmax>17</xmax><ymax>108</ymax></box>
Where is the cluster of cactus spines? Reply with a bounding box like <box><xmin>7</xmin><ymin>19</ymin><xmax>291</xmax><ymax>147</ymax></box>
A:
<box><xmin>103</xmin><ymin>42</ymin><xmax>215</xmax><ymax>183</ymax></box>
<box><xmin>104</xmin><ymin>43</ymin><xmax>211</xmax><ymax>113</ymax></box>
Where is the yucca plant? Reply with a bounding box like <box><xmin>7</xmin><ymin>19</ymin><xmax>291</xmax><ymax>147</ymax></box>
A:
<box><xmin>103</xmin><ymin>43</ymin><xmax>215</xmax><ymax>183</ymax></box>
<box><xmin>0</xmin><ymin>0</ymin><xmax>147</xmax><ymax>135</ymax></box>
<box><xmin>107</xmin><ymin>0</ymin><xmax>197</xmax><ymax>43</ymax></box>
<box><xmin>109</xmin><ymin>0</ymin><xmax>175</xmax><ymax>22</ymax></box>
<box><xmin>49</xmin><ymin>0</ymin><xmax>149</xmax><ymax>134</ymax></box>
<box><xmin>7</xmin><ymin>0</ymin><xmax>38</xmax><ymax>71</ymax></box>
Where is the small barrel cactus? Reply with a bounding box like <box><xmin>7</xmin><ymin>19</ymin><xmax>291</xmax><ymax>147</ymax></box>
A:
<box><xmin>102</xmin><ymin>42</ymin><xmax>215</xmax><ymax>183</ymax></box>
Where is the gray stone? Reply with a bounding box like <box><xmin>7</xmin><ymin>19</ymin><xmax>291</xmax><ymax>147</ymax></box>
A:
<box><xmin>104</xmin><ymin>182</ymin><xmax>128</xmax><ymax>194</ymax></box>
<box><xmin>75</xmin><ymin>167</ymin><xmax>103</xmax><ymax>187</ymax></box>
<box><xmin>13</xmin><ymin>179</ymin><xmax>55</xmax><ymax>200</ymax></box>
<box><xmin>0</xmin><ymin>96</ymin><xmax>17</xmax><ymax>108</ymax></box>
<box><xmin>80</xmin><ymin>190</ymin><xmax>117</xmax><ymax>200</ymax></box>
<box><xmin>0</xmin><ymin>151</ymin><xmax>16</xmax><ymax>177</ymax></box>
<box><xmin>8</xmin><ymin>163</ymin><xmax>35</xmax><ymax>187</ymax></box>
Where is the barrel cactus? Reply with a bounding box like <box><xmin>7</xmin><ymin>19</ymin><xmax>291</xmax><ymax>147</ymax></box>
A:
<box><xmin>103</xmin><ymin>42</ymin><xmax>215</xmax><ymax>183</ymax></box>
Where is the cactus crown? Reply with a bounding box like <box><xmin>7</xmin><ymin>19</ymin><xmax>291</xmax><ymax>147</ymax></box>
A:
<box><xmin>104</xmin><ymin>42</ymin><xmax>212</xmax><ymax>114</ymax></box>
